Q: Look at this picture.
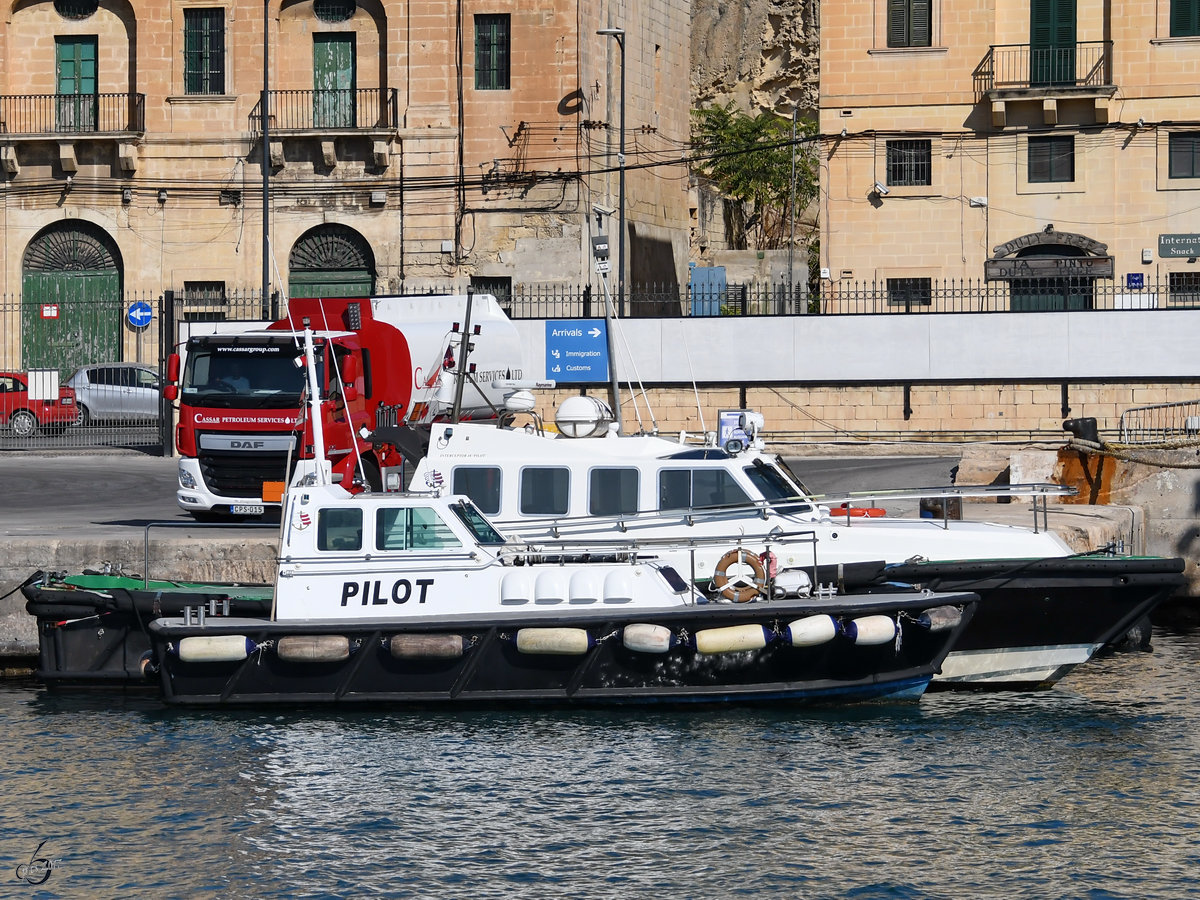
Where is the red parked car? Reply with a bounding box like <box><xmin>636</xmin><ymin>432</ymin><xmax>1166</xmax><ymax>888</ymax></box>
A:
<box><xmin>0</xmin><ymin>371</ymin><xmax>77</xmax><ymax>437</ymax></box>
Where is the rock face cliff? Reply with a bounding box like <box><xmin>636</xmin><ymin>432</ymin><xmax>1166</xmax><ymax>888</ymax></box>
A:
<box><xmin>691</xmin><ymin>0</ymin><xmax>819</xmax><ymax>117</ymax></box>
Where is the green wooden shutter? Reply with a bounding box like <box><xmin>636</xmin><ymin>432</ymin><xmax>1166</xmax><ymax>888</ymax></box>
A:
<box><xmin>55</xmin><ymin>37</ymin><xmax>97</xmax><ymax>130</ymax></box>
<box><xmin>1171</xmin><ymin>0</ymin><xmax>1200</xmax><ymax>37</ymax></box>
<box><xmin>184</xmin><ymin>9</ymin><xmax>225</xmax><ymax>95</ymax></box>
<box><xmin>910</xmin><ymin>0</ymin><xmax>931</xmax><ymax>46</ymax></box>
<box><xmin>314</xmin><ymin>34</ymin><xmax>356</xmax><ymax>128</ymax></box>
<box><xmin>887</xmin><ymin>0</ymin><xmax>908</xmax><ymax>47</ymax></box>
<box><xmin>475</xmin><ymin>15</ymin><xmax>510</xmax><ymax>89</ymax></box>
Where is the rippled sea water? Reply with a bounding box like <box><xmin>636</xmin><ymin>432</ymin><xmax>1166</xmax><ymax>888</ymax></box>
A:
<box><xmin>2</xmin><ymin>628</ymin><xmax>1199</xmax><ymax>899</ymax></box>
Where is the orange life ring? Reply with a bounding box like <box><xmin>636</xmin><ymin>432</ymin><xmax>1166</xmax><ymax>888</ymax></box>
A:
<box><xmin>711</xmin><ymin>548</ymin><xmax>768</xmax><ymax>603</ymax></box>
<box><xmin>831</xmin><ymin>504</ymin><xmax>886</xmax><ymax>518</ymax></box>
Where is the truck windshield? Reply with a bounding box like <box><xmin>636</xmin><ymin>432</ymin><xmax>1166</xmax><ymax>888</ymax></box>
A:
<box><xmin>181</xmin><ymin>344</ymin><xmax>310</xmax><ymax>408</ymax></box>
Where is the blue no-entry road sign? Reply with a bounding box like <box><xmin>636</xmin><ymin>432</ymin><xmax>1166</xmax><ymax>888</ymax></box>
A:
<box><xmin>127</xmin><ymin>301</ymin><xmax>154</xmax><ymax>329</ymax></box>
<box><xmin>545</xmin><ymin>319</ymin><xmax>609</xmax><ymax>383</ymax></box>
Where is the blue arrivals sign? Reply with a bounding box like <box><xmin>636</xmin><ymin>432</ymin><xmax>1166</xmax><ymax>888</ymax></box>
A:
<box><xmin>545</xmin><ymin>319</ymin><xmax>609</xmax><ymax>383</ymax></box>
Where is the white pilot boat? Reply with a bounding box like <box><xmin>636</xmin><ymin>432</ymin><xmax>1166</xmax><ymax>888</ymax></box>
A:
<box><xmin>361</xmin><ymin>396</ymin><xmax>1184</xmax><ymax>690</ymax></box>
<box><xmin>27</xmin><ymin>329</ymin><xmax>977</xmax><ymax>707</ymax></box>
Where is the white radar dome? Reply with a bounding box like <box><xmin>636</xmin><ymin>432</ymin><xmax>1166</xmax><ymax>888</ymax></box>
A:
<box><xmin>555</xmin><ymin>395</ymin><xmax>615</xmax><ymax>438</ymax></box>
<box><xmin>504</xmin><ymin>390</ymin><xmax>537</xmax><ymax>412</ymax></box>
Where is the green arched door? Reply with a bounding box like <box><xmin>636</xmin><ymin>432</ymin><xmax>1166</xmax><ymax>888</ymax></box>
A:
<box><xmin>288</xmin><ymin>224</ymin><xmax>375</xmax><ymax>298</ymax></box>
<box><xmin>22</xmin><ymin>223</ymin><xmax>122</xmax><ymax>376</ymax></box>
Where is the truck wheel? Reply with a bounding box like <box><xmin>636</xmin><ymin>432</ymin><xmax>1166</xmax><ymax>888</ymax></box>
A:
<box><xmin>9</xmin><ymin>409</ymin><xmax>38</xmax><ymax>438</ymax></box>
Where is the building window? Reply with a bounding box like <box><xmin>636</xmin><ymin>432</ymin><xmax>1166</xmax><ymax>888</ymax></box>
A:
<box><xmin>470</xmin><ymin>275</ymin><xmax>513</xmax><ymax>311</ymax></box>
<box><xmin>1171</xmin><ymin>0</ymin><xmax>1200</xmax><ymax>37</ymax></box>
<box><xmin>1028</xmin><ymin>136</ymin><xmax>1075</xmax><ymax>183</ymax></box>
<box><xmin>887</xmin><ymin>0</ymin><xmax>931</xmax><ymax>48</ymax></box>
<box><xmin>181</xmin><ymin>281</ymin><xmax>228</xmax><ymax>322</ymax></box>
<box><xmin>314</xmin><ymin>0</ymin><xmax>355</xmax><ymax>23</ymax></box>
<box><xmin>475</xmin><ymin>14</ymin><xmax>510</xmax><ymax>90</ymax></box>
<box><xmin>183</xmin><ymin>8</ymin><xmax>225</xmax><ymax>95</ymax></box>
<box><xmin>1169</xmin><ymin>272</ymin><xmax>1200</xmax><ymax>307</ymax></box>
<box><xmin>885</xmin><ymin>140</ymin><xmax>931</xmax><ymax>186</ymax></box>
<box><xmin>1169</xmin><ymin>133</ymin><xmax>1200</xmax><ymax>179</ymax></box>
<box><xmin>887</xmin><ymin>277</ymin><xmax>932</xmax><ymax>309</ymax></box>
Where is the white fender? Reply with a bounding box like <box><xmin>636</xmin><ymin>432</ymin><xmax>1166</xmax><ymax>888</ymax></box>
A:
<box><xmin>276</xmin><ymin>635</ymin><xmax>351</xmax><ymax>663</ymax></box>
<box><xmin>623</xmin><ymin>623</ymin><xmax>674</xmax><ymax>654</ymax></box>
<box><xmin>516</xmin><ymin>627</ymin><xmax>593</xmax><ymax>655</ymax></box>
<box><xmin>846</xmin><ymin>615</ymin><xmax>897</xmax><ymax>646</ymax></box>
<box><xmin>177</xmin><ymin>634</ymin><xmax>256</xmax><ymax>663</ymax></box>
<box><xmin>694</xmin><ymin>623</ymin><xmax>770</xmax><ymax>655</ymax></box>
<box><xmin>785</xmin><ymin>614</ymin><xmax>839</xmax><ymax>647</ymax></box>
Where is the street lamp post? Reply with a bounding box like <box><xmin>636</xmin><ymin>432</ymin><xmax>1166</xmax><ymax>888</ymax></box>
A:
<box><xmin>597</xmin><ymin>27</ymin><xmax>625</xmax><ymax>319</ymax></box>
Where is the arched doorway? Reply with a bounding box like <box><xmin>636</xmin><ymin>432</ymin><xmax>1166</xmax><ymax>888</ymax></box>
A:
<box><xmin>22</xmin><ymin>221</ymin><xmax>123</xmax><ymax>374</ymax></box>
<box><xmin>985</xmin><ymin>228</ymin><xmax>1113</xmax><ymax>311</ymax></box>
<box><xmin>288</xmin><ymin>224</ymin><xmax>375</xmax><ymax>297</ymax></box>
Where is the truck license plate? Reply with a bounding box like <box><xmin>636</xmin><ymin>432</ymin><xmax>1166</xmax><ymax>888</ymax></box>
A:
<box><xmin>231</xmin><ymin>505</ymin><xmax>264</xmax><ymax>516</ymax></box>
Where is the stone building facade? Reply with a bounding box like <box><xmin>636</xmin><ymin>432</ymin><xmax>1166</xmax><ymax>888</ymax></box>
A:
<box><xmin>0</xmin><ymin>0</ymin><xmax>691</xmax><ymax>370</ymax></box>
<box><xmin>819</xmin><ymin>0</ymin><xmax>1200</xmax><ymax>307</ymax></box>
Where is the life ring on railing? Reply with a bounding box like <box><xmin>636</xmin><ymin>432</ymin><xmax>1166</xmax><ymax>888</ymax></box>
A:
<box><xmin>712</xmin><ymin>548</ymin><xmax>768</xmax><ymax>603</ymax></box>
<box><xmin>831</xmin><ymin>504</ymin><xmax>886</xmax><ymax>518</ymax></box>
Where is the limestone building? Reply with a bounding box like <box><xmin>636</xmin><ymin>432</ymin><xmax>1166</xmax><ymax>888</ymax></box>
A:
<box><xmin>819</xmin><ymin>0</ymin><xmax>1200</xmax><ymax>312</ymax></box>
<box><xmin>0</xmin><ymin>0</ymin><xmax>690</xmax><ymax>369</ymax></box>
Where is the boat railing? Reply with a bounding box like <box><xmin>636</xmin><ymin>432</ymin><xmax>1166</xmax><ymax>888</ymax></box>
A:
<box><xmin>813</xmin><ymin>483</ymin><xmax>1077</xmax><ymax>533</ymax></box>
<box><xmin>142</xmin><ymin>521</ymin><xmax>279</xmax><ymax>589</ymax></box>
<box><xmin>494</xmin><ymin>482</ymin><xmax>1077</xmax><ymax>538</ymax></box>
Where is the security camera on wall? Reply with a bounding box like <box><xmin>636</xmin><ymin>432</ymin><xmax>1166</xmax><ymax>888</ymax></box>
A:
<box><xmin>873</xmin><ymin>181</ymin><xmax>889</xmax><ymax>196</ymax></box>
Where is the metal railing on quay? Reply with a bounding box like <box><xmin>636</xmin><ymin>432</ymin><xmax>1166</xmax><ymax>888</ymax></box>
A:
<box><xmin>1119</xmin><ymin>399</ymin><xmax>1200</xmax><ymax>446</ymax></box>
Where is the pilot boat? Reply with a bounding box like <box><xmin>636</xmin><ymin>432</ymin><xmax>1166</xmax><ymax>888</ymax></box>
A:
<box><xmin>361</xmin><ymin>396</ymin><xmax>1185</xmax><ymax>690</ymax></box>
<box><xmin>26</xmin><ymin>329</ymin><xmax>977</xmax><ymax>707</ymax></box>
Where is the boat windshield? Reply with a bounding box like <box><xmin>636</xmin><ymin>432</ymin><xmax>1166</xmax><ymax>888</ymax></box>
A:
<box><xmin>743</xmin><ymin>459</ymin><xmax>813</xmax><ymax>513</ymax></box>
<box><xmin>450</xmin><ymin>500</ymin><xmax>507</xmax><ymax>545</ymax></box>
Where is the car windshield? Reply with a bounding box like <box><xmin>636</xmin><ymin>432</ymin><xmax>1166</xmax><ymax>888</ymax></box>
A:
<box><xmin>181</xmin><ymin>344</ymin><xmax>309</xmax><ymax>408</ymax></box>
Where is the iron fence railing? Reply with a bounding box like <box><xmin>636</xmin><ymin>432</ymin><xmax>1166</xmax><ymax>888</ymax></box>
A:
<box><xmin>975</xmin><ymin>42</ymin><xmax>1112</xmax><ymax>94</ymax></box>
<box><xmin>1119</xmin><ymin>399</ymin><xmax>1200</xmax><ymax>445</ymax></box>
<box><xmin>0</xmin><ymin>93</ymin><xmax>145</xmax><ymax>135</ymax></box>
<box><xmin>249</xmin><ymin>89</ymin><xmax>398</xmax><ymax>134</ymax></box>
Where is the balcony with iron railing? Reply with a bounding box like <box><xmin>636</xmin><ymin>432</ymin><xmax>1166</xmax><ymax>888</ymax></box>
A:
<box><xmin>0</xmin><ymin>93</ymin><xmax>145</xmax><ymax>137</ymax></box>
<box><xmin>974</xmin><ymin>42</ymin><xmax>1115</xmax><ymax>127</ymax></box>
<box><xmin>249</xmin><ymin>88</ymin><xmax>398</xmax><ymax>136</ymax></box>
<box><xmin>975</xmin><ymin>42</ymin><xmax>1114</xmax><ymax>96</ymax></box>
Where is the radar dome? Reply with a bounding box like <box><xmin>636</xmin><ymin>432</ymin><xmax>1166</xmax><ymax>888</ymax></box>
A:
<box><xmin>555</xmin><ymin>395</ymin><xmax>615</xmax><ymax>438</ymax></box>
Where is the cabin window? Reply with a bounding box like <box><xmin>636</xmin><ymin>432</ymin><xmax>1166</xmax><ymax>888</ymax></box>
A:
<box><xmin>658</xmin><ymin>469</ymin><xmax>750</xmax><ymax>510</ymax></box>
<box><xmin>317</xmin><ymin>508</ymin><xmax>362</xmax><ymax>551</ymax></box>
<box><xmin>520</xmin><ymin>467</ymin><xmax>570</xmax><ymax>515</ymax></box>
<box><xmin>376</xmin><ymin>507</ymin><xmax>462</xmax><ymax>551</ymax></box>
<box><xmin>589</xmin><ymin>468</ymin><xmax>639</xmax><ymax>516</ymax></box>
<box><xmin>452</xmin><ymin>466</ymin><xmax>502</xmax><ymax>515</ymax></box>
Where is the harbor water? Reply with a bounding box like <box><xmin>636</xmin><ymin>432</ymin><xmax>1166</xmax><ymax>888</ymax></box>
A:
<box><xmin>2</xmin><ymin>628</ymin><xmax>1199</xmax><ymax>899</ymax></box>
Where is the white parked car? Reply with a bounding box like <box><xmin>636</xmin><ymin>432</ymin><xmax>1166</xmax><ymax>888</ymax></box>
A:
<box><xmin>66</xmin><ymin>363</ymin><xmax>161</xmax><ymax>424</ymax></box>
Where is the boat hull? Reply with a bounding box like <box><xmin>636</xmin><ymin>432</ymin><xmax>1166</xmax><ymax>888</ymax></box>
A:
<box><xmin>880</xmin><ymin>556</ymin><xmax>1186</xmax><ymax>689</ymax></box>
<box><xmin>144</xmin><ymin>594</ymin><xmax>976</xmax><ymax>707</ymax></box>
<box><xmin>21</xmin><ymin>572</ymin><xmax>274</xmax><ymax>688</ymax></box>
